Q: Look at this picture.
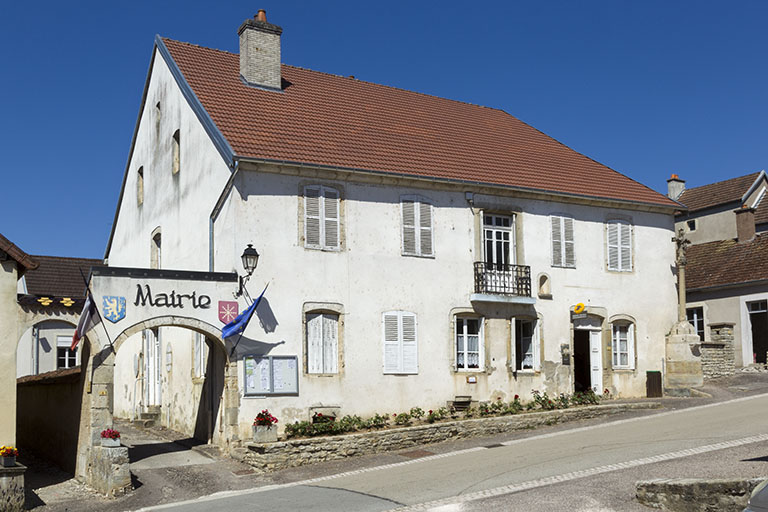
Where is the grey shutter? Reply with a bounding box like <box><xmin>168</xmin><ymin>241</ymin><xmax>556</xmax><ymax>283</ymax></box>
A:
<box><xmin>322</xmin><ymin>314</ymin><xmax>338</xmax><ymax>373</ymax></box>
<box><xmin>607</xmin><ymin>221</ymin><xmax>619</xmax><ymax>270</ymax></box>
<box><xmin>401</xmin><ymin>313</ymin><xmax>418</xmax><ymax>374</ymax></box>
<box><xmin>323</xmin><ymin>188</ymin><xmax>340</xmax><ymax>249</ymax></box>
<box><xmin>551</xmin><ymin>216</ymin><xmax>563</xmax><ymax>267</ymax></box>
<box><xmin>383</xmin><ymin>313</ymin><xmax>401</xmax><ymax>373</ymax></box>
<box><xmin>402</xmin><ymin>201</ymin><xmax>417</xmax><ymax>255</ymax></box>
<box><xmin>305</xmin><ymin>187</ymin><xmax>322</xmax><ymax>248</ymax></box>
<box><xmin>563</xmin><ymin>216</ymin><xmax>575</xmax><ymax>267</ymax></box>
<box><xmin>307</xmin><ymin>313</ymin><xmax>323</xmax><ymax>373</ymax></box>
<box><xmin>620</xmin><ymin>222</ymin><xmax>632</xmax><ymax>271</ymax></box>
<box><xmin>419</xmin><ymin>202</ymin><xmax>433</xmax><ymax>256</ymax></box>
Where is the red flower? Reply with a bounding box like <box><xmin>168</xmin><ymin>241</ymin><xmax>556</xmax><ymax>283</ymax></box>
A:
<box><xmin>428</xmin><ymin>410</ymin><xmax>433</xmax><ymax>414</ymax></box>
<box><xmin>514</xmin><ymin>395</ymin><xmax>519</xmax><ymax>400</ymax></box>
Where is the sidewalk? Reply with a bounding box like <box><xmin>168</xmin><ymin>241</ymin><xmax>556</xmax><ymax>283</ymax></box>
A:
<box><xmin>24</xmin><ymin>371</ymin><xmax>768</xmax><ymax>511</ymax></box>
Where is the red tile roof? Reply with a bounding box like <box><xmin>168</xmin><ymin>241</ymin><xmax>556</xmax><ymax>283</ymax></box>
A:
<box><xmin>162</xmin><ymin>39</ymin><xmax>678</xmax><ymax>209</ymax></box>
<box><xmin>677</xmin><ymin>172</ymin><xmax>761</xmax><ymax>212</ymax></box>
<box><xmin>0</xmin><ymin>233</ymin><xmax>38</xmax><ymax>275</ymax></box>
<box><xmin>686</xmin><ymin>233</ymin><xmax>768</xmax><ymax>290</ymax></box>
<box><xmin>23</xmin><ymin>255</ymin><xmax>102</xmax><ymax>298</ymax></box>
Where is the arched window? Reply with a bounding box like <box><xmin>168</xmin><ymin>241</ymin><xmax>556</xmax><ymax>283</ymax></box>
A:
<box><xmin>611</xmin><ymin>319</ymin><xmax>635</xmax><ymax>369</ymax></box>
<box><xmin>137</xmin><ymin>166</ymin><xmax>144</xmax><ymax>206</ymax></box>
<box><xmin>150</xmin><ymin>229</ymin><xmax>161</xmax><ymax>269</ymax></box>
<box><xmin>172</xmin><ymin>129</ymin><xmax>180</xmax><ymax>175</ymax></box>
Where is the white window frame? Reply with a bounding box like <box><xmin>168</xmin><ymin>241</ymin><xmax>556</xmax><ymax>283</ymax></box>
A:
<box><xmin>611</xmin><ymin>322</ymin><xmax>635</xmax><ymax>370</ymax></box>
<box><xmin>382</xmin><ymin>311</ymin><xmax>418</xmax><ymax>375</ymax></box>
<box><xmin>511</xmin><ymin>317</ymin><xmax>540</xmax><ymax>372</ymax></box>
<box><xmin>400</xmin><ymin>195</ymin><xmax>434</xmax><ymax>257</ymax></box>
<box><xmin>550</xmin><ymin>215</ymin><xmax>575</xmax><ymax>268</ymax></box>
<box><xmin>606</xmin><ymin>219</ymin><xmax>633</xmax><ymax>272</ymax></box>
<box><xmin>686</xmin><ymin>306</ymin><xmax>705</xmax><ymax>341</ymax></box>
<box><xmin>455</xmin><ymin>316</ymin><xmax>484</xmax><ymax>371</ymax></box>
<box><xmin>304</xmin><ymin>185</ymin><xmax>341</xmax><ymax>251</ymax></box>
<box><xmin>483</xmin><ymin>213</ymin><xmax>515</xmax><ymax>267</ymax></box>
<box><xmin>193</xmin><ymin>334</ymin><xmax>208</xmax><ymax>379</ymax></box>
<box><xmin>306</xmin><ymin>312</ymin><xmax>339</xmax><ymax>374</ymax></box>
<box><xmin>56</xmin><ymin>335</ymin><xmax>79</xmax><ymax>369</ymax></box>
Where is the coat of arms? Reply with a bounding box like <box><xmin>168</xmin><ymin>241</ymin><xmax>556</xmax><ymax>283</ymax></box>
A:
<box><xmin>102</xmin><ymin>296</ymin><xmax>126</xmax><ymax>323</ymax></box>
<box><xmin>218</xmin><ymin>301</ymin><xmax>239</xmax><ymax>324</ymax></box>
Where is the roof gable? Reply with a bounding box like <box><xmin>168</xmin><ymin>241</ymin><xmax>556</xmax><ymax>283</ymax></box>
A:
<box><xmin>678</xmin><ymin>171</ymin><xmax>765</xmax><ymax>212</ymax></box>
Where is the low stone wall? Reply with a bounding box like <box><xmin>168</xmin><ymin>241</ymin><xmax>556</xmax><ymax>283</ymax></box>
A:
<box><xmin>701</xmin><ymin>323</ymin><xmax>736</xmax><ymax>380</ymax></box>
<box><xmin>636</xmin><ymin>478</ymin><xmax>764</xmax><ymax>511</ymax></box>
<box><xmin>89</xmin><ymin>446</ymin><xmax>131</xmax><ymax>497</ymax></box>
<box><xmin>235</xmin><ymin>402</ymin><xmax>659</xmax><ymax>472</ymax></box>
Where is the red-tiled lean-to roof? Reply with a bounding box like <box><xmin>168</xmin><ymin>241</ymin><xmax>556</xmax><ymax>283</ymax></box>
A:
<box><xmin>24</xmin><ymin>255</ymin><xmax>102</xmax><ymax>298</ymax></box>
<box><xmin>162</xmin><ymin>38</ymin><xmax>677</xmax><ymax>209</ymax></box>
<box><xmin>686</xmin><ymin>233</ymin><xmax>768</xmax><ymax>290</ymax></box>
<box><xmin>677</xmin><ymin>172</ymin><xmax>761</xmax><ymax>212</ymax></box>
<box><xmin>0</xmin><ymin>233</ymin><xmax>38</xmax><ymax>274</ymax></box>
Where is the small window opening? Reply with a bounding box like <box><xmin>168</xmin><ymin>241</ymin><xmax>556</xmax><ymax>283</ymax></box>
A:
<box><xmin>687</xmin><ymin>219</ymin><xmax>696</xmax><ymax>231</ymax></box>
<box><xmin>137</xmin><ymin>166</ymin><xmax>144</xmax><ymax>206</ymax></box>
<box><xmin>172</xmin><ymin>129</ymin><xmax>180</xmax><ymax>175</ymax></box>
<box><xmin>151</xmin><ymin>231</ymin><xmax>161</xmax><ymax>269</ymax></box>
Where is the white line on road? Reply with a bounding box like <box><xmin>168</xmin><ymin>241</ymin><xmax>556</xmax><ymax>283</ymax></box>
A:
<box><xmin>134</xmin><ymin>392</ymin><xmax>768</xmax><ymax>511</ymax></box>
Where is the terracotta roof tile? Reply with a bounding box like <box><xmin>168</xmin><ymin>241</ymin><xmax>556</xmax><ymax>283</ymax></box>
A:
<box><xmin>686</xmin><ymin>233</ymin><xmax>768</xmax><ymax>290</ymax></box>
<box><xmin>0</xmin><ymin>233</ymin><xmax>38</xmax><ymax>273</ymax></box>
<box><xmin>162</xmin><ymin>39</ymin><xmax>677</xmax><ymax>209</ymax></box>
<box><xmin>23</xmin><ymin>255</ymin><xmax>102</xmax><ymax>298</ymax></box>
<box><xmin>678</xmin><ymin>173</ymin><xmax>761</xmax><ymax>212</ymax></box>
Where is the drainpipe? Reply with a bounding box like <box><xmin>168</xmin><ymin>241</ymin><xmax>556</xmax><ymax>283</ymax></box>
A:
<box><xmin>32</xmin><ymin>326</ymin><xmax>39</xmax><ymax>375</ymax></box>
<box><xmin>209</xmin><ymin>159</ymin><xmax>240</xmax><ymax>272</ymax></box>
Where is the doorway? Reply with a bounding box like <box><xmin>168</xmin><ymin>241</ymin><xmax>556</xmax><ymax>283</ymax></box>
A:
<box><xmin>573</xmin><ymin>329</ymin><xmax>602</xmax><ymax>394</ymax></box>
<box><xmin>749</xmin><ymin>300</ymin><xmax>768</xmax><ymax>364</ymax></box>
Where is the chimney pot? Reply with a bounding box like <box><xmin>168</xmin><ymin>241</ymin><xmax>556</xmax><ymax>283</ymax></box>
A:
<box><xmin>238</xmin><ymin>10</ymin><xmax>283</xmax><ymax>90</ymax></box>
<box><xmin>667</xmin><ymin>173</ymin><xmax>685</xmax><ymax>200</ymax></box>
<box><xmin>671</xmin><ymin>173</ymin><xmax>679</xmax><ymax>179</ymax></box>
<box><xmin>256</xmin><ymin>9</ymin><xmax>267</xmax><ymax>22</ymax></box>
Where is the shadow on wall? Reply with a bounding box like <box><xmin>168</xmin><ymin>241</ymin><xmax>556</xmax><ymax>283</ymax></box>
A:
<box><xmin>256</xmin><ymin>297</ymin><xmax>278</xmax><ymax>333</ymax></box>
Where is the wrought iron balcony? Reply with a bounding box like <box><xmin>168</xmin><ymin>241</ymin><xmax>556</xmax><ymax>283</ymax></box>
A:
<box><xmin>473</xmin><ymin>262</ymin><xmax>532</xmax><ymax>298</ymax></box>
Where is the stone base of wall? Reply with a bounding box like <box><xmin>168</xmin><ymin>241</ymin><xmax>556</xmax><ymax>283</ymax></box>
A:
<box><xmin>0</xmin><ymin>464</ymin><xmax>25</xmax><ymax>512</ymax></box>
<box><xmin>702</xmin><ymin>323</ymin><xmax>736</xmax><ymax>380</ymax></box>
<box><xmin>636</xmin><ymin>478</ymin><xmax>763</xmax><ymax>511</ymax></box>
<box><xmin>88</xmin><ymin>446</ymin><xmax>131</xmax><ymax>497</ymax></box>
<box><xmin>234</xmin><ymin>402</ymin><xmax>659</xmax><ymax>473</ymax></box>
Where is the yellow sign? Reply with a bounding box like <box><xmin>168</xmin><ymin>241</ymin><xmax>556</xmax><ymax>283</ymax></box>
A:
<box><xmin>573</xmin><ymin>303</ymin><xmax>585</xmax><ymax>314</ymax></box>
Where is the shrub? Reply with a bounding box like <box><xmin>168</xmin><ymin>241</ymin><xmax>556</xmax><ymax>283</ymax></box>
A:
<box><xmin>409</xmin><ymin>407</ymin><xmax>425</xmax><ymax>420</ymax></box>
<box><xmin>394</xmin><ymin>412</ymin><xmax>412</xmax><ymax>426</ymax></box>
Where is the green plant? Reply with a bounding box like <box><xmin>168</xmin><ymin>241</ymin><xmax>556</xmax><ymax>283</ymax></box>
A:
<box><xmin>478</xmin><ymin>402</ymin><xmax>494</xmax><ymax>416</ymax></box>
<box><xmin>409</xmin><ymin>407</ymin><xmax>425</xmax><ymax>420</ymax></box>
<box><xmin>463</xmin><ymin>407</ymin><xmax>477</xmax><ymax>418</ymax></box>
<box><xmin>556</xmin><ymin>393</ymin><xmax>571</xmax><ymax>409</ymax></box>
<box><xmin>255</xmin><ymin>409</ymin><xmax>278</xmax><ymax>427</ymax></box>
<box><xmin>368</xmin><ymin>413</ymin><xmax>390</xmax><ymax>429</ymax></box>
<box><xmin>490</xmin><ymin>397</ymin><xmax>505</xmax><ymax>413</ymax></box>
<box><xmin>394</xmin><ymin>412</ymin><xmax>412</xmax><ymax>426</ymax></box>
<box><xmin>532</xmin><ymin>390</ymin><xmax>556</xmax><ymax>410</ymax></box>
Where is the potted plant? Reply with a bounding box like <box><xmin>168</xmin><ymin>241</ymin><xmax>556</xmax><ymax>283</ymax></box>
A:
<box><xmin>100</xmin><ymin>428</ymin><xmax>121</xmax><ymax>447</ymax></box>
<box><xmin>252</xmin><ymin>409</ymin><xmax>278</xmax><ymax>443</ymax></box>
<box><xmin>0</xmin><ymin>446</ymin><xmax>18</xmax><ymax>467</ymax></box>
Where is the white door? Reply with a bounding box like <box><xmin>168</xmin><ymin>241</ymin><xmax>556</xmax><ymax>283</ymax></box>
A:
<box><xmin>144</xmin><ymin>328</ymin><xmax>162</xmax><ymax>407</ymax></box>
<box><xmin>589</xmin><ymin>330</ymin><xmax>603</xmax><ymax>395</ymax></box>
<box><xmin>483</xmin><ymin>214</ymin><xmax>515</xmax><ymax>292</ymax></box>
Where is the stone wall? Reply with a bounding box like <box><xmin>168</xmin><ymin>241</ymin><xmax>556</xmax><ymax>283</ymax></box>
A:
<box><xmin>701</xmin><ymin>323</ymin><xmax>736</xmax><ymax>379</ymax></box>
<box><xmin>0</xmin><ymin>465</ymin><xmax>25</xmax><ymax>512</ymax></box>
<box><xmin>636</xmin><ymin>477</ymin><xmax>763</xmax><ymax>511</ymax></box>
<box><xmin>89</xmin><ymin>446</ymin><xmax>131</xmax><ymax>497</ymax></box>
<box><xmin>235</xmin><ymin>402</ymin><xmax>658</xmax><ymax>472</ymax></box>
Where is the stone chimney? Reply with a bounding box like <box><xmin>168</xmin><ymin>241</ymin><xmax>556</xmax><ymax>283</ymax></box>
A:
<box><xmin>667</xmin><ymin>173</ymin><xmax>685</xmax><ymax>200</ymax></box>
<box><xmin>238</xmin><ymin>10</ymin><xmax>282</xmax><ymax>90</ymax></box>
<box><xmin>734</xmin><ymin>205</ymin><xmax>756</xmax><ymax>242</ymax></box>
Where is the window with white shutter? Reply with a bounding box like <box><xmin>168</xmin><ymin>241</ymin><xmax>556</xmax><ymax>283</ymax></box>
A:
<box><xmin>401</xmin><ymin>196</ymin><xmax>434</xmax><ymax>257</ymax></box>
<box><xmin>306</xmin><ymin>312</ymin><xmax>339</xmax><ymax>374</ymax></box>
<box><xmin>611</xmin><ymin>322</ymin><xmax>635</xmax><ymax>369</ymax></box>
<box><xmin>606</xmin><ymin>220</ymin><xmax>632</xmax><ymax>272</ymax></box>
<box><xmin>304</xmin><ymin>185</ymin><xmax>340</xmax><ymax>251</ymax></box>
<box><xmin>512</xmin><ymin>318</ymin><xmax>540</xmax><ymax>371</ymax></box>
<box><xmin>382</xmin><ymin>311</ymin><xmax>418</xmax><ymax>374</ymax></box>
<box><xmin>455</xmin><ymin>316</ymin><xmax>483</xmax><ymax>371</ymax></box>
<box><xmin>551</xmin><ymin>215</ymin><xmax>575</xmax><ymax>268</ymax></box>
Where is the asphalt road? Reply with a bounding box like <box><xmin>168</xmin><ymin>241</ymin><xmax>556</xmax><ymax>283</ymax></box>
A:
<box><xmin>140</xmin><ymin>392</ymin><xmax>768</xmax><ymax>511</ymax></box>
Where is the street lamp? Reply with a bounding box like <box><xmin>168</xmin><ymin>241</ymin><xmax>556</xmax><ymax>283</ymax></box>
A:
<box><xmin>237</xmin><ymin>244</ymin><xmax>260</xmax><ymax>298</ymax></box>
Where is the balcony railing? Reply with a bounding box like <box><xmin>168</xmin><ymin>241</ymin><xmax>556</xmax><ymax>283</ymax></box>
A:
<box><xmin>473</xmin><ymin>262</ymin><xmax>532</xmax><ymax>297</ymax></box>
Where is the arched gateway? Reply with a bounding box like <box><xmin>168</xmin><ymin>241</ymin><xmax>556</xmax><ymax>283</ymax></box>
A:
<box><xmin>76</xmin><ymin>266</ymin><xmax>242</xmax><ymax>491</ymax></box>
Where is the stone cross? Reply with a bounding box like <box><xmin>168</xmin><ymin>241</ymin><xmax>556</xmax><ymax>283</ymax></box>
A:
<box><xmin>672</xmin><ymin>228</ymin><xmax>691</xmax><ymax>322</ymax></box>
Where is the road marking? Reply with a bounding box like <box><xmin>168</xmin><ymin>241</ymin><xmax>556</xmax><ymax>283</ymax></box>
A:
<box><xmin>134</xmin><ymin>392</ymin><xmax>768</xmax><ymax>511</ymax></box>
<box><xmin>394</xmin><ymin>433</ymin><xmax>768</xmax><ymax>511</ymax></box>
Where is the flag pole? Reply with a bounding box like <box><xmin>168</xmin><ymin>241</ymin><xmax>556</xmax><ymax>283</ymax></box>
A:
<box><xmin>79</xmin><ymin>268</ymin><xmax>116</xmax><ymax>353</ymax></box>
<box><xmin>228</xmin><ymin>283</ymin><xmax>268</xmax><ymax>359</ymax></box>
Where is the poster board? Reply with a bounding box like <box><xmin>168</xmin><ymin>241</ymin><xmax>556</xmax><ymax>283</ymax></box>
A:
<box><xmin>243</xmin><ymin>355</ymin><xmax>299</xmax><ymax>396</ymax></box>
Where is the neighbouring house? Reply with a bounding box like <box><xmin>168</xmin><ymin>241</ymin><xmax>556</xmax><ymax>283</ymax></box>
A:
<box><xmin>16</xmin><ymin>255</ymin><xmax>102</xmax><ymax>377</ymax></box>
<box><xmin>668</xmin><ymin>171</ymin><xmax>768</xmax><ymax>366</ymax></box>
<box><xmin>104</xmin><ymin>10</ymin><xmax>680</xmax><ymax>443</ymax></box>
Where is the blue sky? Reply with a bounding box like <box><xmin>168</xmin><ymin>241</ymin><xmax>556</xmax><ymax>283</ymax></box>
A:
<box><xmin>2</xmin><ymin>1</ymin><xmax>766</xmax><ymax>258</ymax></box>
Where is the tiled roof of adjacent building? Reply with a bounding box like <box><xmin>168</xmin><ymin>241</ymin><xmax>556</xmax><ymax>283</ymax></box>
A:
<box><xmin>0</xmin><ymin>233</ymin><xmax>38</xmax><ymax>274</ymax></box>
<box><xmin>686</xmin><ymin>233</ymin><xmax>768</xmax><ymax>290</ymax></box>
<box><xmin>756</xmin><ymin>194</ymin><xmax>768</xmax><ymax>225</ymax></box>
<box><xmin>23</xmin><ymin>255</ymin><xmax>102</xmax><ymax>298</ymax></box>
<box><xmin>677</xmin><ymin>172</ymin><xmax>761</xmax><ymax>212</ymax></box>
<box><xmin>161</xmin><ymin>38</ymin><xmax>678</xmax><ymax>209</ymax></box>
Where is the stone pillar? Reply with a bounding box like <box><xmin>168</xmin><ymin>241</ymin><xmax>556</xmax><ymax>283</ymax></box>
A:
<box><xmin>224</xmin><ymin>360</ymin><xmax>241</xmax><ymax>450</ymax></box>
<box><xmin>701</xmin><ymin>323</ymin><xmax>736</xmax><ymax>379</ymax></box>
<box><xmin>0</xmin><ymin>464</ymin><xmax>25</xmax><ymax>512</ymax></box>
<box><xmin>0</xmin><ymin>261</ymin><xmax>19</xmax><ymax>445</ymax></box>
<box><xmin>665</xmin><ymin>321</ymin><xmax>704</xmax><ymax>394</ymax></box>
<box><xmin>89</xmin><ymin>446</ymin><xmax>131</xmax><ymax>497</ymax></box>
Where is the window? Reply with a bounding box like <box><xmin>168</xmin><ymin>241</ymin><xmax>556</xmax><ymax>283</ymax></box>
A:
<box><xmin>137</xmin><ymin>166</ymin><xmax>144</xmax><ymax>206</ymax></box>
<box><xmin>513</xmin><ymin>318</ymin><xmax>540</xmax><ymax>371</ymax></box>
<box><xmin>748</xmin><ymin>300</ymin><xmax>767</xmax><ymax>313</ymax></box>
<box><xmin>304</xmin><ymin>185</ymin><xmax>340</xmax><ymax>250</ymax></box>
<box><xmin>193</xmin><ymin>334</ymin><xmax>208</xmax><ymax>379</ymax></box>
<box><xmin>401</xmin><ymin>197</ymin><xmax>433</xmax><ymax>257</ymax></box>
<box><xmin>57</xmin><ymin>335</ymin><xmax>78</xmax><ymax>369</ymax></box>
<box><xmin>172</xmin><ymin>129</ymin><xmax>180</xmax><ymax>174</ymax></box>
<box><xmin>484</xmin><ymin>214</ymin><xmax>514</xmax><ymax>268</ymax></box>
<box><xmin>382</xmin><ymin>311</ymin><xmax>418</xmax><ymax>374</ymax></box>
<box><xmin>686</xmin><ymin>219</ymin><xmax>696</xmax><ymax>231</ymax></box>
<box><xmin>606</xmin><ymin>220</ymin><xmax>632</xmax><ymax>272</ymax></box>
<box><xmin>150</xmin><ymin>230</ymin><xmax>161</xmax><ymax>269</ymax></box>
<box><xmin>686</xmin><ymin>307</ymin><xmax>705</xmax><ymax>340</ymax></box>
<box><xmin>551</xmin><ymin>215</ymin><xmax>575</xmax><ymax>267</ymax></box>
<box><xmin>306</xmin><ymin>313</ymin><xmax>339</xmax><ymax>374</ymax></box>
<box><xmin>611</xmin><ymin>322</ymin><xmax>635</xmax><ymax>369</ymax></box>
<box><xmin>455</xmin><ymin>316</ymin><xmax>483</xmax><ymax>370</ymax></box>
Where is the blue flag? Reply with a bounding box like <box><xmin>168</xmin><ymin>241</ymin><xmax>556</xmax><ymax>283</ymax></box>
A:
<box><xmin>222</xmin><ymin>284</ymin><xmax>268</xmax><ymax>338</ymax></box>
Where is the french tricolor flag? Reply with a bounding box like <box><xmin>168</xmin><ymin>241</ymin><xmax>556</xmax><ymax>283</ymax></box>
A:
<box><xmin>71</xmin><ymin>293</ymin><xmax>99</xmax><ymax>351</ymax></box>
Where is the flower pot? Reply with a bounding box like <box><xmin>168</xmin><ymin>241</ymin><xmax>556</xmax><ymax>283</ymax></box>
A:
<box><xmin>252</xmin><ymin>424</ymin><xmax>277</xmax><ymax>443</ymax></box>
<box><xmin>101</xmin><ymin>437</ymin><xmax>120</xmax><ymax>447</ymax></box>
<box><xmin>1</xmin><ymin>456</ymin><xmax>15</xmax><ymax>467</ymax></box>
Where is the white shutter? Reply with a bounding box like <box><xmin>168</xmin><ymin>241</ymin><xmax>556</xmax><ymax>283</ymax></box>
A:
<box><xmin>401</xmin><ymin>313</ymin><xmax>418</xmax><ymax>374</ymax></box>
<box><xmin>307</xmin><ymin>313</ymin><xmax>323</xmax><ymax>373</ymax></box>
<box><xmin>382</xmin><ymin>313</ymin><xmax>401</xmax><ymax>373</ymax></box>
<box><xmin>533</xmin><ymin>320</ymin><xmax>541</xmax><ymax>371</ymax></box>
<box><xmin>607</xmin><ymin>221</ymin><xmax>619</xmax><ymax>270</ymax></box>
<box><xmin>628</xmin><ymin>323</ymin><xmax>635</xmax><ymax>369</ymax></box>
<box><xmin>551</xmin><ymin>216</ymin><xmax>563</xmax><ymax>267</ymax></box>
<box><xmin>322</xmin><ymin>314</ymin><xmax>338</xmax><ymax>373</ymax></box>
<box><xmin>620</xmin><ymin>222</ymin><xmax>632</xmax><ymax>271</ymax></box>
<box><xmin>323</xmin><ymin>188</ymin><xmax>340</xmax><ymax>250</ymax></box>
<box><xmin>419</xmin><ymin>202</ymin><xmax>433</xmax><ymax>256</ymax></box>
<box><xmin>402</xmin><ymin>201</ymin><xmax>417</xmax><ymax>255</ymax></box>
<box><xmin>305</xmin><ymin>187</ymin><xmax>322</xmax><ymax>248</ymax></box>
<box><xmin>563</xmin><ymin>217</ymin><xmax>575</xmax><ymax>267</ymax></box>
